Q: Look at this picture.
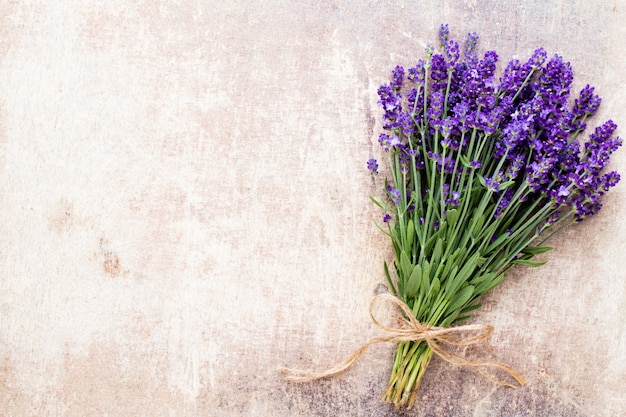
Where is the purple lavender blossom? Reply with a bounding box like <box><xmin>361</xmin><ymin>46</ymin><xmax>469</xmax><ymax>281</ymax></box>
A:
<box><xmin>483</xmin><ymin>176</ymin><xmax>500</xmax><ymax>192</ymax></box>
<box><xmin>439</xmin><ymin>24</ymin><xmax>450</xmax><ymax>47</ymax></box>
<box><xmin>388</xmin><ymin>186</ymin><xmax>402</xmax><ymax>205</ymax></box>
<box><xmin>464</xmin><ymin>31</ymin><xmax>479</xmax><ymax>61</ymax></box>
<box><xmin>378</xmin><ymin>133</ymin><xmax>402</xmax><ymax>152</ymax></box>
<box><xmin>367</xmin><ymin>158</ymin><xmax>379</xmax><ymax>175</ymax></box>
<box><xmin>399</xmin><ymin>151</ymin><xmax>410</xmax><ymax>173</ymax></box>
<box><xmin>430</xmin><ymin>54</ymin><xmax>449</xmax><ymax>91</ymax></box>
<box><xmin>407</xmin><ymin>60</ymin><xmax>426</xmax><ymax>85</ymax></box>
<box><xmin>444</xmin><ymin>40</ymin><xmax>460</xmax><ymax>65</ymax></box>
<box><xmin>470</xmin><ymin>160</ymin><xmax>482</xmax><ymax>169</ymax></box>
<box><xmin>391</xmin><ymin>65</ymin><xmax>405</xmax><ymax>90</ymax></box>
<box><xmin>495</xmin><ymin>189</ymin><xmax>514</xmax><ymax>218</ymax></box>
<box><xmin>427</xmin><ymin>91</ymin><xmax>445</xmax><ymax>122</ymax></box>
<box><xmin>573</xmin><ymin>85</ymin><xmax>602</xmax><ymax>118</ymax></box>
<box><xmin>528</xmin><ymin>47</ymin><xmax>547</xmax><ymax>69</ymax></box>
<box><xmin>446</xmin><ymin>190</ymin><xmax>461</xmax><ymax>207</ymax></box>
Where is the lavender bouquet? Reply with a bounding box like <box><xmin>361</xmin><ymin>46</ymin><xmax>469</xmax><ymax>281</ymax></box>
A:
<box><xmin>367</xmin><ymin>25</ymin><xmax>621</xmax><ymax>408</ymax></box>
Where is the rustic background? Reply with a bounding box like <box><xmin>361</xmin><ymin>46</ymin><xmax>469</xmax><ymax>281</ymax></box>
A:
<box><xmin>1</xmin><ymin>1</ymin><xmax>625</xmax><ymax>416</ymax></box>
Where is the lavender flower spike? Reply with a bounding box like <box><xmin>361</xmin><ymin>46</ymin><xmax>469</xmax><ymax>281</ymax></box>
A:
<box><xmin>367</xmin><ymin>158</ymin><xmax>379</xmax><ymax>175</ymax></box>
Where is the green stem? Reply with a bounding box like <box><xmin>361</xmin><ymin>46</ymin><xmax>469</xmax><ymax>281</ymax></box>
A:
<box><xmin>383</xmin><ymin>341</ymin><xmax>433</xmax><ymax>409</ymax></box>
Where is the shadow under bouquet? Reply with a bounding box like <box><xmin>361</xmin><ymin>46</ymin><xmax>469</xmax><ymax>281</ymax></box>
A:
<box><xmin>366</xmin><ymin>25</ymin><xmax>621</xmax><ymax>408</ymax></box>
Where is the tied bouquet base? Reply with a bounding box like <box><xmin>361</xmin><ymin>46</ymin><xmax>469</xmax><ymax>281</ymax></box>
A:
<box><xmin>384</xmin><ymin>340</ymin><xmax>433</xmax><ymax>407</ymax></box>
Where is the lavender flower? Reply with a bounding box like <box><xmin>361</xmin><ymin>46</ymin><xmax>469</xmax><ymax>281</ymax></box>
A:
<box><xmin>390</xmin><ymin>65</ymin><xmax>405</xmax><ymax>89</ymax></box>
<box><xmin>470</xmin><ymin>160</ymin><xmax>482</xmax><ymax>169</ymax></box>
<box><xmin>387</xmin><ymin>186</ymin><xmax>402</xmax><ymax>206</ymax></box>
<box><xmin>464</xmin><ymin>31</ymin><xmax>479</xmax><ymax>62</ymax></box>
<box><xmin>495</xmin><ymin>189</ymin><xmax>514</xmax><ymax>218</ymax></box>
<box><xmin>483</xmin><ymin>176</ymin><xmax>500</xmax><ymax>192</ymax></box>
<box><xmin>367</xmin><ymin>158</ymin><xmax>379</xmax><ymax>175</ymax></box>
<box><xmin>446</xmin><ymin>190</ymin><xmax>461</xmax><ymax>207</ymax></box>
<box><xmin>573</xmin><ymin>85</ymin><xmax>602</xmax><ymax>118</ymax></box>
<box><xmin>399</xmin><ymin>151</ymin><xmax>410</xmax><ymax>173</ymax></box>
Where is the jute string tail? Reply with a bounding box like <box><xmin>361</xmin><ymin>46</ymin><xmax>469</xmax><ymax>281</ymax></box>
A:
<box><xmin>279</xmin><ymin>293</ymin><xmax>526</xmax><ymax>388</ymax></box>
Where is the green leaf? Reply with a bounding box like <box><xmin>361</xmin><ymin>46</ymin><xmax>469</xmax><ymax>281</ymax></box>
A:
<box><xmin>391</xmin><ymin>228</ymin><xmax>401</xmax><ymax>255</ymax></box>
<box><xmin>406</xmin><ymin>219</ymin><xmax>415</xmax><ymax>253</ymax></box>
<box><xmin>471</xmin><ymin>214</ymin><xmax>486</xmax><ymax>239</ymax></box>
<box><xmin>383</xmin><ymin>261</ymin><xmax>397</xmax><ymax>296</ymax></box>
<box><xmin>427</xmin><ymin>276</ymin><xmax>440</xmax><ymax>299</ymax></box>
<box><xmin>444</xmin><ymin>252</ymin><xmax>480</xmax><ymax>296</ymax></box>
<box><xmin>405</xmin><ymin>264</ymin><xmax>422</xmax><ymax>297</ymax></box>
<box><xmin>522</xmin><ymin>246</ymin><xmax>554</xmax><ymax>255</ymax></box>
<box><xmin>485</xmin><ymin>232</ymin><xmax>511</xmax><ymax>253</ymax></box>
<box><xmin>431</xmin><ymin>238</ymin><xmax>443</xmax><ymax>266</ymax></box>
<box><xmin>446</xmin><ymin>209</ymin><xmax>459</xmax><ymax>227</ymax></box>
<box><xmin>421</xmin><ymin>260</ymin><xmax>431</xmax><ymax>293</ymax></box>
<box><xmin>460</xmin><ymin>303</ymin><xmax>482</xmax><ymax>314</ymax></box>
<box><xmin>474</xmin><ymin>272</ymin><xmax>505</xmax><ymax>294</ymax></box>
<box><xmin>373</xmin><ymin>221</ymin><xmax>392</xmax><ymax>238</ymax></box>
<box><xmin>369</xmin><ymin>195</ymin><xmax>384</xmax><ymax>210</ymax></box>
<box><xmin>470</xmin><ymin>272</ymin><xmax>495</xmax><ymax>286</ymax></box>
<box><xmin>442</xmin><ymin>264</ymin><xmax>458</xmax><ymax>288</ymax></box>
<box><xmin>424</xmin><ymin>232</ymin><xmax>438</xmax><ymax>255</ymax></box>
<box><xmin>428</xmin><ymin>295</ymin><xmax>450</xmax><ymax>324</ymax></box>
<box><xmin>511</xmin><ymin>259</ymin><xmax>548</xmax><ymax>267</ymax></box>
<box><xmin>477</xmin><ymin>174</ymin><xmax>487</xmax><ymax>188</ymax></box>
<box><xmin>459</xmin><ymin>154</ymin><xmax>472</xmax><ymax>168</ymax></box>
<box><xmin>433</xmin><ymin>263</ymin><xmax>445</xmax><ymax>282</ymax></box>
<box><xmin>437</xmin><ymin>220</ymin><xmax>448</xmax><ymax>236</ymax></box>
<box><xmin>442</xmin><ymin>248</ymin><xmax>463</xmax><ymax>278</ymax></box>
<box><xmin>452</xmin><ymin>315</ymin><xmax>473</xmax><ymax>324</ymax></box>
<box><xmin>497</xmin><ymin>180</ymin><xmax>515</xmax><ymax>191</ymax></box>
<box><xmin>400</xmin><ymin>251</ymin><xmax>413</xmax><ymax>279</ymax></box>
<box><xmin>477</xmin><ymin>221</ymin><xmax>498</xmax><ymax>242</ymax></box>
<box><xmin>414</xmin><ymin>217</ymin><xmax>423</xmax><ymax>246</ymax></box>
<box><xmin>446</xmin><ymin>285</ymin><xmax>475</xmax><ymax>314</ymax></box>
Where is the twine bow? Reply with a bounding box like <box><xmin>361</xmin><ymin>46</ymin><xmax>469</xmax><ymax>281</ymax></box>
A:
<box><xmin>280</xmin><ymin>293</ymin><xmax>526</xmax><ymax>388</ymax></box>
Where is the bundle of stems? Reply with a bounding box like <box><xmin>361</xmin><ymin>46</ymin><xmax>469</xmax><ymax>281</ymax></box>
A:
<box><xmin>368</xmin><ymin>25</ymin><xmax>621</xmax><ymax>408</ymax></box>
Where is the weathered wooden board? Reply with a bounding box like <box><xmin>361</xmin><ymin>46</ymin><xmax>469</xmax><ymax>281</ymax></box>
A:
<box><xmin>1</xmin><ymin>1</ymin><xmax>625</xmax><ymax>416</ymax></box>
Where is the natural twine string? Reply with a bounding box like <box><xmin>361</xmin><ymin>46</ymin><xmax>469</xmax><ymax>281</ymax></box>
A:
<box><xmin>279</xmin><ymin>293</ymin><xmax>526</xmax><ymax>388</ymax></box>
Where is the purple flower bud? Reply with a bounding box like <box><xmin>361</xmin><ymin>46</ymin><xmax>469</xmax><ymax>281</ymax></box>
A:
<box><xmin>391</xmin><ymin>65</ymin><xmax>405</xmax><ymax>90</ymax></box>
<box><xmin>399</xmin><ymin>152</ymin><xmax>410</xmax><ymax>173</ymax></box>
<box><xmin>445</xmin><ymin>190</ymin><xmax>461</xmax><ymax>207</ymax></box>
<box><xmin>388</xmin><ymin>187</ymin><xmax>402</xmax><ymax>205</ymax></box>
<box><xmin>573</xmin><ymin>84</ymin><xmax>601</xmax><ymax>118</ymax></box>
<box><xmin>464</xmin><ymin>32</ymin><xmax>479</xmax><ymax>61</ymax></box>
<box><xmin>367</xmin><ymin>158</ymin><xmax>379</xmax><ymax>175</ymax></box>
<box><xmin>528</xmin><ymin>47</ymin><xmax>547</xmax><ymax>69</ymax></box>
<box><xmin>439</xmin><ymin>24</ymin><xmax>450</xmax><ymax>47</ymax></box>
<box><xmin>445</xmin><ymin>40</ymin><xmax>460</xmax><ymax>64</ymax></box>
<box><xmin>484</xmin><ymin>176</ymin><xmax>500</xmax><ymax>192</ymax></box>
<box><xmin>470</xmin><ymin>160</ymin><xmax>482</xmax><ymax>169</ymax></box>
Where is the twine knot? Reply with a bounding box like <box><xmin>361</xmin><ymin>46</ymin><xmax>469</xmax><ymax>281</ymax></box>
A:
<box><xmin>280</xmin><ymin>293</ymin><xmax>526</xmax><ymax>388</ymax></box>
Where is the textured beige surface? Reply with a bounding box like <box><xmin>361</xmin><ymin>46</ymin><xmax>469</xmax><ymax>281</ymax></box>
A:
<box><xmin>1</xmin><ymin>1</ymin><xmax>625</xmax><ymax>416</ymax></box>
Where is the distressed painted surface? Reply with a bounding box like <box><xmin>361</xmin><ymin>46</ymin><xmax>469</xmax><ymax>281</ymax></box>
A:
<box><xmin>0</xmin><ymin>1</ymin><xmax>625</xmax><ymax>416</ymax></box>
